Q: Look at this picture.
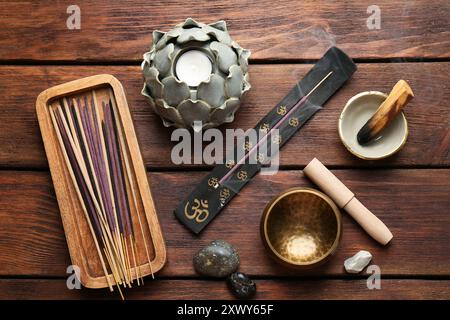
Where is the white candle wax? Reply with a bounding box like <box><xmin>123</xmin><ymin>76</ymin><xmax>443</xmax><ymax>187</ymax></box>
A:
<box><xmin>175</xmin><ymin>50</ymin><xmax>212</xmax><ymax>87</ymax></box>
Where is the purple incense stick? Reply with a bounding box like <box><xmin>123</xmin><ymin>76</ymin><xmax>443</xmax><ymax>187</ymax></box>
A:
<box><xmin>79</xmin><ymin>97</ymin><xmax>115</xmax><ymax>231</ymax></box>
<box><xmin>103</xmin><ymin>101</ymin><xmax>132</xmax><ymax>236</ymax></box>
<box><xmin>54</xmin><ymin>108</ymin><xmax>103</xmax><ymax>240</ymax></box>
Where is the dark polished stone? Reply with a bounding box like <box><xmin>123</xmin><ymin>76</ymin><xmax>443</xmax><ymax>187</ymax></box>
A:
<box><xmin>193</xmin><ymin>240</ymin><xmax>240</xmax><ymax>278</ymax></box>
<box><xmin>227</xmin><ymin>272</ymin><xmax>256</xmax><ymax>299</ymax></box>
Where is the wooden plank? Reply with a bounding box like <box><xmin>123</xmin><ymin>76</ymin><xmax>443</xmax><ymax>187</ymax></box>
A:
<box><xmin>0</xmin><ymin>169</ymin><xmax>449</xmax><ymax>277</ymax></box>
<box><xmin>0</xmin><ymin>279</ymin><xmax>448</xmax><ymax>300</ymax></box>
<box><xmin>0</xmin><ymin>1</ymin><xmax>449</xmax><ymax>61</ymax></box>
<box><xmin>0</xmin><ymin>63</ymin><xmax>448</xmax><ymax>169</ymax></box>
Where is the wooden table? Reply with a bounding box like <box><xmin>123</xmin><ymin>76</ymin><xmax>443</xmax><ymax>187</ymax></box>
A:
<box><xmin>0</xmin><ymin>1</ymin><xmax>449</xmax><ymax>300</ymax></box>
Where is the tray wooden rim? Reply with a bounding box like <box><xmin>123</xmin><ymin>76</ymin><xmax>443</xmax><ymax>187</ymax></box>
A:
<box><xmin>36</xmin><ymin>74</ymin><xmax>166</xmax><ymax>288</ymax></box>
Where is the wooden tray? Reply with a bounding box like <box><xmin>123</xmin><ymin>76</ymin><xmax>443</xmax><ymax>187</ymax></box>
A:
<box><xmin>36</xmin><ymin>74</ymin><xmax>166</xmax><ymax>288</ymax></box>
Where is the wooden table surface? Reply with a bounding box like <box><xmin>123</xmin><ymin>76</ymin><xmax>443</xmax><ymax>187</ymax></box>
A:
<box><xmin>0</xmin><ymin>1</ymin><xmax>449</xmax><ymax>300</ymax></box>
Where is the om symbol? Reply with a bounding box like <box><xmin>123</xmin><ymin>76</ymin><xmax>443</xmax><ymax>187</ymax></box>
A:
<box><xmin>184</xmin><ymin>198</ymin><xmax>209</xmax><ymax>223</ymax></box>
<box><xmin>259</xmin><ymin>123</ymin><xmax>270</xmax><ymax>133</ymax></box>
<box><xmin>208</xmin><ymin>177</ymin><xmax>219</xmax><ymax>188</ymax></box>
<box><xmin>237</xmin><ymin>170</ymin><xmax>248</xmax><ymax>181</ymax></box>
<box><xmin>219</xmin><ymin>188</ymin><xmax>231</xmax><ymax>205</ymax></box>
<box><xmin>255</xmin><ymin>153</ymin><xmax>265</xmax><ymax>163</ymax></box>
<box><xmin>243</xmin><ymin>141</ymin><xmax>253</xmax><ymax>151</ymax></box>
<box><xmin>289</xmin><ymin>117</ymin><xmax>299</xmax><ymax>127</ymax></box>
<box><xmin>272</xmin><ymin>134</ymin><xmax>282</xmax><ymax>145</ymax></box>
<box><xmin>277</xmin><ymin>105</ymin><xmax>287</xmax><ymax>115</ymax></box>
<box><xmin>225</xmin><ymin>160</ymin><xmax>235</xmax><ymax>168</ymax></box>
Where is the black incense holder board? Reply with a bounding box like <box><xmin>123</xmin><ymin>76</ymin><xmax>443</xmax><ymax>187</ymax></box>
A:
<box><xmin>175</xmin><ymin>47</ymin><xmax>357</xmax><ymax>234</ymax></box>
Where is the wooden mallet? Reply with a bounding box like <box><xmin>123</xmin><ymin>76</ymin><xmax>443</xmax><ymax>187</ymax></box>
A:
<box><xmin>304</xmin><ymin>158</ymin><xmax>393</xmax><ymax>245</ymax></box>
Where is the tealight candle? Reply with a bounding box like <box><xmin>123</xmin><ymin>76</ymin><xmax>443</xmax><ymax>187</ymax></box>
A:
<box><xmin>175</xmin><ymin>50</ymin><xmax>212</xmax><ymax>87</ymax></box>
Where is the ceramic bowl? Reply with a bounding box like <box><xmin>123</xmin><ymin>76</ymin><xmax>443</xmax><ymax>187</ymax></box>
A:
<box><xmin>339</xmin><ymin>91</ymin><xmax>408</xmax><ymax>160</ymax></box>
<box><xmin>260</xmin><ymin>188</ymin><xmax>342</xmax><ymax>270</ymax></box>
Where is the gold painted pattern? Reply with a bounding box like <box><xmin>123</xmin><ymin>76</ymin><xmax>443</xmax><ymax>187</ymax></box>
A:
<box><xmin>289</xmin><ymin>117</ymin><xmax>299</xmax><ymax>127</ymax></box>
<box><xmin>255</xmin><ymin>153</ymin><xmax>265</xmax><ymax>163</ymax></box>
<box><xmin>208</xmin><ymin>177</ymin><xmax>219</xmax><ymax>187</ymax></box>
<box><xmin>219</xmin><ymin>188</ymin><xmax>231</xmax><ymax>204</ymax></box>
<box><xmin>277</xmin><ymin>105</ymin><xmax>287</xmax><ymax>115</ymax></box>
<box><xmin>225</xmin><ymin>160</ymin><xmax>235</xmax><ymax>168</ymax></box>
<box><xmin>184</xmin><ymin>199</ymin><xmax>209</xmax><ymax>223</ymax></box>
<box><xmin>237</xmin><ymin>170</ymin><xmax>248</xmax><ymax>181</ymax></box>
<box><xmin>259</xmin><ymin>123</ymin><xmax>270</xmax><ymax>133</ymax></box>
<box><xmin>272</xmin><ymin>134</ymin><xmax>282</xmax><ymax>145</ymax></box>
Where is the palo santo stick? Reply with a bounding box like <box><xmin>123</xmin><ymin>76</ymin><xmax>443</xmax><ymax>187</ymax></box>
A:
<box><xmin>49</xmin><ymin>106</ymin><xmax>114</xmax><ymax>292</ymax></box>
<box><xmin>357</xmin><ymin>80</ymin><xmax>414</xmax><ymax>145</ymax></box>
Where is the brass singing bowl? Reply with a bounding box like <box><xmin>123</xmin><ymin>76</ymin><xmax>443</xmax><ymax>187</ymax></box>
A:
<box><xmin>261</xmin><ymin>188</ymin><xmax>342</xmax><ymax>269</ymax></box>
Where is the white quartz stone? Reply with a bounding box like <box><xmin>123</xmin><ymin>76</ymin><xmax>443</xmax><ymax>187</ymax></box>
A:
<box><xmin>344</xmin><ymin>250</ymin><xmax>372</xmax><ymax>273</ymax></box>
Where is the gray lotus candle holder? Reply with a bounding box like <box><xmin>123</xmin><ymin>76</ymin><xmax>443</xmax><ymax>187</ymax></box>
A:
<box><xmin>141</xmin><ymin>18</ymin><xmax>251</xmax><ymax>132</ymax></box>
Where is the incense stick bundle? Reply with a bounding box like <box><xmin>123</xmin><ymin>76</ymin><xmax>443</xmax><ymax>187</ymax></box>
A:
<box><xmin>49</xmin><ymin>91</ymin><xmax>154</xmax><ymax>297</ymax></box>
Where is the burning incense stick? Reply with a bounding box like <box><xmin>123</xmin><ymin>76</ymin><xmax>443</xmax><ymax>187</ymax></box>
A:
<box><xmin>218</xmin><ymin>71</ymin><xmax>333</xmax><ymax>186</ymax></box>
